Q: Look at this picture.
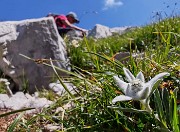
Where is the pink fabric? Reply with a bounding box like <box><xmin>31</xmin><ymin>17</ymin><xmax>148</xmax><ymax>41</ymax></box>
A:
<box><xmin>55</xmin><ymin>15</ymin><xmax>67</xmax><ymax>28</ymax></box>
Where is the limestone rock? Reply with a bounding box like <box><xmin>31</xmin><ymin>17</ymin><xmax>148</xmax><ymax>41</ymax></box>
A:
<box><xmin>28</xmin><ymin>97</ymin><xmax>52</xmax><ymax>108</ymax></box>
<box><xmin>88</xmin><ymin>24</ymin><xmax>137</xmax><ymax>39</ymax></box>
<box><xmin>0</xmin><ymin>94</ymin><xmax>9</xmax><ymax>102</ymax></box>
<box><xmin>110</xmin><ymin>26</ymin><xmax>133</xmax><ymax>35</ymax></box>
<box><xmin>49</xmin><ymin>80</ymin><xmax>76</xmax><ymax>95</ymax></box>
<box><xmin>0</xmin><ymin>94</ymin><xmax>9</xmax><ymax>109</ymax></box>
<box><xmin>88</xmin><ymin>24</ymin><xmax>112</xmax><ymax>39</ymax></box>
<box><xmin>66</xmin><ymin>30</ymin><xmax>84</xmax><ymax>40</ymax></box>
<box><xmin>0</xmin><ymin>17</ymin><xmax>69</xmax><ymax>93</ymax></box>
<box><xmin>113</xmin><ymin>52</ymin><xmax>131</xmax><ymax>64</ymax></box>
<box><xmin>44</xmin><ymin>124</ymin><xmax>61</xmax><ymax>131</ymax></box>
<box><xmin>4</xmin><ymin>96</ymin><xmax>29</xmax><ymax>110</ymax></box>
<box><xmin>0</xmin><ymin>92</ymin><xmax>53</xmax><ymax>111</ymax></box>
<box><xmin>0</xmin><ymin>100</ymin><xmax>5</xmax><ymax>108</ymax></box>
<box><xmin>113</xmin><ymin>52</ymin><xmax>145</xmax><ymax>64</ymax></box>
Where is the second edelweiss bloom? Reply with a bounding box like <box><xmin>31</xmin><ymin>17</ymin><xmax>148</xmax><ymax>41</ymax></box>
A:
<box><xmin>112</xmin><ymin>67</ymin><xmax>169</xmax><ymax>112</ymax></box>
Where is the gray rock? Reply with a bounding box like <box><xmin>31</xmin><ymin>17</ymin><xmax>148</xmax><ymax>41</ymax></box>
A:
<box><xmin>13</xmin><ymin>92</ymin><xmax>27</xmax><ymax>99</ymax></box>
<box><xmin>0</xmin><ymin>17</ymin><xmax>69</xmax><ymax>93</ymax></box>
<box><xmin>4</xmin><ymin>96</ymin><xmax>29</xmax><ymax>110</ymax></box>
<box><xmin>49</xmin><ymin>80</ymin><xmax>76</xmax><ymax>95</ymax></box>
<box><xmin>0</xmin><ymin>100</ymin><xmax>5</xmax><ymax>108</ymax></box>
<box><xmin>113</xmin><ymin>52</ymin><xmax>131</xmax><ymax>63</ymax></box>
<box><xmin>44</xmin><ymin>124</ymin><xmax>61</xmax><ymax>131</ymax></box>
<box><xmin>66</xmin><ymin>29</ymin><xmax>84</xmax><ymax>40</ymax></box>
<box><xmin>25</xmin><ymin>93</ymin><xmax>33</xmax><ymax>99</ymax></box>
<box><xmin>88</xmin><ymin>24</ymin><xmax>137</xmax><ymax>39</ymax></box>
<box><xmin>27</xmin><ymin>97</ymin><xmax>53</xmax><ymax>108</ymax></box>
<box><xmin>114</xmin><ymin>52</ymin><xmax>145</xmax><ymax>64</ymax></box>
<box><xmin>0</xmin><ymin>94</ymin><xmax>9</xmax><ymax>109</ymax></box>
<box><xmin>110</xmin><ymin>26</ymin><xmax>132</xmax><ymax>35</ymax></box>
<box><xmin>88</xmin><ymin>24</ymin><xmax>112</xmax><ymax>39</ymax></box>
<box><xmin>0</xmin><ymin>91</ymin><xmax>53</xmax><ymax>111</ymax></box>
<box><xmin>0</xmin><ymin>94</ymin><xmax>10</xmax><ymax>102</ymax></box>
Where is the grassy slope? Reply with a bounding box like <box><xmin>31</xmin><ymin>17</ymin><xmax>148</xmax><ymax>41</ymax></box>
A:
<box><xmin>68</xmin><ymin>16</ymin><xmax>180</xmax><ymax>69</ymax></box>
<box><xmin>1</xmin><ymin>16</ymin><xmax>180</xmax><ymax>131</ymax></box>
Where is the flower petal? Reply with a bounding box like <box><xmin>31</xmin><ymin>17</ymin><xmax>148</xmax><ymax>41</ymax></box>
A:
<box><xmin>136</xmin><ymin>71</ymin><xmax>145</xmax><ymax>82</ymax></box>
<box><xmin>140</xmin><ymin>99</ymin><xmax>152</xmax><ymax>113</ymax></box>
<box><xmin>123</xmin><ymin>67</ymin><xmax>135</xmax><ymax>82</ymax></box>
<box><xmin>125</xmin><ymin>83</ymin><xmax>131</xmax><ymax>96</ymax></box>
<box><xmin>136</xmin><ymin>86</ymin><xmax>150</xmax><ymax>100</ymax></box>
<box><xmin>113</xmin><ymin>76</ymin><xmax>128</xmax><ymax>94</ymax></box>
<box><xmin>147</xmin><ymin>72</ymin><xmax>170</xmax><ymax>91</ymax></box>
<box><xmin>112</xmin><ymin>95</ymin><xmax>132</xmax><ymax>104</ymax></box>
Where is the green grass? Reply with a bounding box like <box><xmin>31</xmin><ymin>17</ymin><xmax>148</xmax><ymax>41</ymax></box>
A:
<box><xmin>68</xmin><ymin>16</ymin><xmax>180</xmax><ymax>70</ymax></box>
<box><xmin>1</xmin><ymin>15</ymin><xmax>180</xmax><ymax>131</ymax></box>
<box><xmin>52</xmin><ymin>15</ymin><xmax>180</xmax><ymax>131</ymax></box>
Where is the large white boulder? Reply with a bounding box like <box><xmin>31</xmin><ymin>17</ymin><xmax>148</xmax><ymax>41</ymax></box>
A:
<box><xmin>88</xmin><ymin>24</ymin><xmax>137</xmax><ymax>39</ymax></box>
<box><xmin>110</xmin><ymin>26</ymin><xmax>133</xmax><ymax>35</ymax></box>
<box><xmin>0</xmin><ymin>17</ymin><xmax>69</xmax><ymax>93</ymax></box>
<box><xmin>88</xmin><ymin>24</ymin><xmax>112</xmax><ymax>39</ymax></box>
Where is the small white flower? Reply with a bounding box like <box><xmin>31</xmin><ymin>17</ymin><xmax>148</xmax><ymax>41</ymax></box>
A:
<box><xmin>71</xmin><ymin>40</ymin><xmax>79</xmax><ymax>48</ymax></box>
<box><xmin>112</xmin><ymin>67</ymin><xmax>170</xmax><ymax>112</ymax></box>
<box><xmin>0</xmin><ymin>78</ymin><xmax>13</xmax><ymax>97</ymax></box>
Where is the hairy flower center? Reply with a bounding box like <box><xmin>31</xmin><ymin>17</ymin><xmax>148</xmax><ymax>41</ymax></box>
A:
<box><xmin>131</xmin><ymin>79</ymin><xmax>143</xmax><ymax>93</ymax></box>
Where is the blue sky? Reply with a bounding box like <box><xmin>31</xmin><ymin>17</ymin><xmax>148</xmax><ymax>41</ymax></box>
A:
<box><xmin>0</xmin><ymin>0</ymin><xmax>179</xmax><ymax>29</ymax></box>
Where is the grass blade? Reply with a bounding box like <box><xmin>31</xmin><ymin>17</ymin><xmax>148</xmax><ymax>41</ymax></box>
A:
<box><xmin>154</xmin><ymin>89</ymin><xmax>166</xmax><ymax>127</ymax></box>
<box><xmin>172</xmin><ymin>88</ymin><xmax>180</xmax><ymax>132</ymax></box>
<box><xmin>7</xmin><ymin>112</ymin><xmax>25</xmax><ymax>132</ymax></box>
<box><xmin>162</xmin><ymin>88</ymin><xmax>171</xmax><ymax>127</ymax></box>
<box><xmin>107</xmin><ymin>106</ymin><xmax>149</xmax><ymax>114</ymax></box>
<box><xmin>0</xmin><ymin>108</ymin><xmax>35</xmax><ymax>118</ymax></box>
<box><xmin>49</xmin><ymin>58</ymin><xmax>74</xmax><ymax>98</ymax></box>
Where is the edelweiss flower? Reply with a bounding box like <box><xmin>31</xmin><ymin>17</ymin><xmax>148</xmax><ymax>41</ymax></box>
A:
<box><xmin>112</xmin><ymin>67</ymin><xmax>169</xmax><ymax>112</ymax></box>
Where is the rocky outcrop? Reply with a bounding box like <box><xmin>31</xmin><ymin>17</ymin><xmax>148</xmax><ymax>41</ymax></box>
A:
<box><xmin>113</xmin><ymin>52</ymin><xmax>145</xmax><ymax>64</ymax></box>
<box><xmin>0</xmin><ymin>17</ymin><xmax>69</xmax><ymax>93</ymax></box>
<box><xmin>49</xmin><ymin>80</ymin><xmax>76</xmax><ymax>96</ymax></box>
<box><xmin>88</xmin><ymin>24</ymin><xmax>135</xmax><ymax>39</ymax></box>
<box><xmin>0</xmin><ymin>92</ymin><xmax>53</xmax><ymax>111</ymax></box>
<box><xmin>66</xmin><ymin>30</ymin><xmax>84</xmax><ymax>40</ymax></box>
<box><xmin>88</xmin><ymin>24</ymin><xmax>112</xmax><ymax>39</ymax></box>
<box><xmin>110</xmin><ymin>26</ymin><xmax>134</xmax><ymax>35</ymax></box>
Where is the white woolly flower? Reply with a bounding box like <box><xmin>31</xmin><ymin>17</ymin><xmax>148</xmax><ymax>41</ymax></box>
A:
<box><xmin>112</xmin><ymin>67</ymin><xmax>170</xmax><ymax>112</ymax></box>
